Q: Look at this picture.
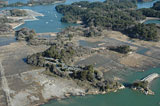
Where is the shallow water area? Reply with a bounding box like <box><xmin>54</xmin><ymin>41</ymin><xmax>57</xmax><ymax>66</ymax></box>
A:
<box><xmin>145</xmin><ymin>19</ymin><xmax>160</xmax><ymax>24</ymax></box>
<box><xmin>0</xmin><ymin>36</ymin><xmax>16</xmax><ymax>46</ymax></box>
<box><xmin>42</xmin><ymin>67</ymin><xmax>160</xmax><ymax>106</ymax></box>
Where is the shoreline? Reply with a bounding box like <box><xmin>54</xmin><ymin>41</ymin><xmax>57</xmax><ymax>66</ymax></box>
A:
<box><xmin>140</xmin><ymin>17</ymin><xmax>160</xmax><ymax>23</ymax></box>
<box><xmin>12</xmin><ymin>22</ymin><xmax>25</xmax><ymax>29</ymax></box>
<box><xmin>39</xmin><ymin>72</ymin><xmax>159</xmax><ymax>106</ymax></box>
<box><xmin>38</xmin><ymin>84</ymin><xmax>125</xmax><ymax>106</ymax></box>
<box><xmin>6</xmin><ymin>9</ymin><xmax>44</xmax><ymax>29</ymax></box>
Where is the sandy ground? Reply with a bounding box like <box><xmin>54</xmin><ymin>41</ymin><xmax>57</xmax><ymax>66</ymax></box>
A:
<box><xmin>37</xmin><ymin>32</ymin><xmax>57</xmax><ymax>37</ymax></box>
<box><xmin>9</xmin><ymin>22</ymin><xmax>25</xmax><ymax>29</ymax></box>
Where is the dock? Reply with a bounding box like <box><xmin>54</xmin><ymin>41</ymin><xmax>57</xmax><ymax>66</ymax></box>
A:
<box><xmin>141</xmin><ymin>73</ymin><xmax>159</xmax><ymax>83</ymax></box>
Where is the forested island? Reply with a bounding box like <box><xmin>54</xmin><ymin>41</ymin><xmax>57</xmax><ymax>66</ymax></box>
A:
<box><xmin>152</xmin><ymin>1</ymin><xmax>160</xmax><ymax>10</ymax></box>
<box><xmin>56</xmin><ymin>0</ymin><xmax>160</xmax><ymax>41</ymax></box>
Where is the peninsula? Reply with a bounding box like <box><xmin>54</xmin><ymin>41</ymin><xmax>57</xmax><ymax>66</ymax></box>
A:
<box><xmin>0</xmin><ymin>9</ymin><xmax>44</xmax><ymax>36</ymax></box>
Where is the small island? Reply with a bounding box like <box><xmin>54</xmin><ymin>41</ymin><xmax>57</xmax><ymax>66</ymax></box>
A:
<box><xmin>131</xmin><ymin>73</ymin><xmax>159</xmax><ymax>95</ymax></box>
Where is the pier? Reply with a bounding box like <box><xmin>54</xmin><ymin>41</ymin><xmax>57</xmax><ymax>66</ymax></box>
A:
<box><xmin>141</xmin><ymin>73</ymin><xmax>159</xmax><ymax>83</ymax></box>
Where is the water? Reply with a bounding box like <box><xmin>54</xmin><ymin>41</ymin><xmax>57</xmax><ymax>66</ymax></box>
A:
<box><xmin>137</xmin><ymin>0</ymin><xmax>160</xmax><ymax>9</ymax></box>
<box><xmin>5</xmin><ymin>0</ymin><xmax>105</xmax><ymax>33</ymax></box>
<box><xmin>7</xmin><ymin>0</ymin><xmax>28</xmax><ymax>4</ymax></box>
<box><xmin>0</xmin><ymin>37</ymin><xmax>16</xmax><ymax>46</ymax></box>
<box><xmin>137</xmin><ymin>0</ymin><xmax>160</xmax><ymax>24</ymax></box>
<box><xmin>145</xmin><ymin>19</ymin><xmax>160</xmax><ymax>24</ymax></box>
<box><xmin>2</xmin><ymin>0</ymin><xmax>160</xmax><ymax>105</ymax></box>
<box><xmin>42</xmin><ymin>67</ymin><xmax>160</xmax><ymax>106</ymax></box>
<box><xmin>12</xmin><ymin>5</ymin><xmax>78</xmax><ymax>33</ymax></box>
<box><xmin>4</xmin><ymin>0</ymin><xmax>159</xmax><ymax>33</ymax></box>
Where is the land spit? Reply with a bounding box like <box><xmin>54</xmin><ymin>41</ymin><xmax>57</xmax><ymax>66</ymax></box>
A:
<box><xmin>1</xmin><ymin>9</ymin><xmax>44</xmax><ymax>29</ymax></box>
<box><xmin>140</xmin><ymin>17</ymin><xmax>160</xmax><ymax>23</ymax></box>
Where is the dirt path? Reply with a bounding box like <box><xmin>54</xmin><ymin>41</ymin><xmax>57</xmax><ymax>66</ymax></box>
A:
<box><xmin>0</xmin><ymin>61</ymin><xmax>11</xmax><ymax>106</ymax></box>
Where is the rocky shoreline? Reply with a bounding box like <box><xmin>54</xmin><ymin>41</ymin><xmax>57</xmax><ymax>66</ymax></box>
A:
<box><xmin>131</xmin><ymin>73</ymin><xmax>159</xmax><ymax>95</ymax></box>
<box><xmin>39</xmin><ymin>84</ymin><xmax>125</xmax><ymax>106</ymax></box>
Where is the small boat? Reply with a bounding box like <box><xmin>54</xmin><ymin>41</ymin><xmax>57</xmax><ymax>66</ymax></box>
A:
<box><xmin>55</xmin><ymin>14</ymin><xmax>57</xmax><ymax>18</ymax></box>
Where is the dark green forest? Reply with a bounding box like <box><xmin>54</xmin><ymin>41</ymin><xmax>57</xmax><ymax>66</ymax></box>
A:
<box><xmin>56</xmin><ymin>0</ymin><xmax>160</xmax><ymax>41</ymax></box>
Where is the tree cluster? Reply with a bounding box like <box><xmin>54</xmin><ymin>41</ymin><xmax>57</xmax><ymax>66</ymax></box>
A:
<box><xmin>71</xmin><ymin>65</ymin><xmax>103</xmax><ymax>82</ymax></box>
<box><xmin>0</xmin><ymin>16</ymin><xmax>14</xmax><ymax>35</ymax></box>
<box><xmin>109</xmin><ymin>45</ymin><xmax>132</xmax><ymax>54</ymax></box>
<box><xmin>138</xmin><ymin>1</ymin><xmax>160</xmax><ymax>18</ymax></box>
<box><xmin>9</xmin><ymin>9</ymin><xmax>27</xmax><ymax>17</ymax></box>
<box><xmin>15</xmin><ymin>28</ymin><xmax>36</xmax><ymax>41</ymax></box>
<box><xmin>126</xmin><ymin>23</ymin><xmax>158</xmax><ymax>41</ymax></box>
<box><xmin>27</xmin><ymin>53</ymin><xmax>45</xmax><ymax>67</ymax></box>
<box><xmin>139</xmin><ymin>8</ymin><xmax>160</xmax><ymax>18</ymax></box>
<box><xmin>132</xmin><ymin>81</ymin><xmax>148</xmax><ymax>91</ymax></box>
<box><xmin>42</xmin><ymin>44</ymin><xmax>75</xmax><ymax>64</ymax></box>
<box><xmin>0</xmin><ymin>16</ymin><xmax>14</xmax><ymax>23</ymax></box>
<box><xmin>96</xmin><ymin>80</ymin><xmax>121</xmax><ymax>91</ymax></box>
<box><xmin>152</xmin><ymin>1</ymin><xmax>160</xmax><ymax>10</ymax></box>
<box><xmin>56</xmin><ymin>0</ymin><xmax>144</xmax><ymax>31</ymax></box>
<box><xmin>56</xmin><ymin>0</ymin><xmax>159</xmax><ymax>41</ymax></box>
